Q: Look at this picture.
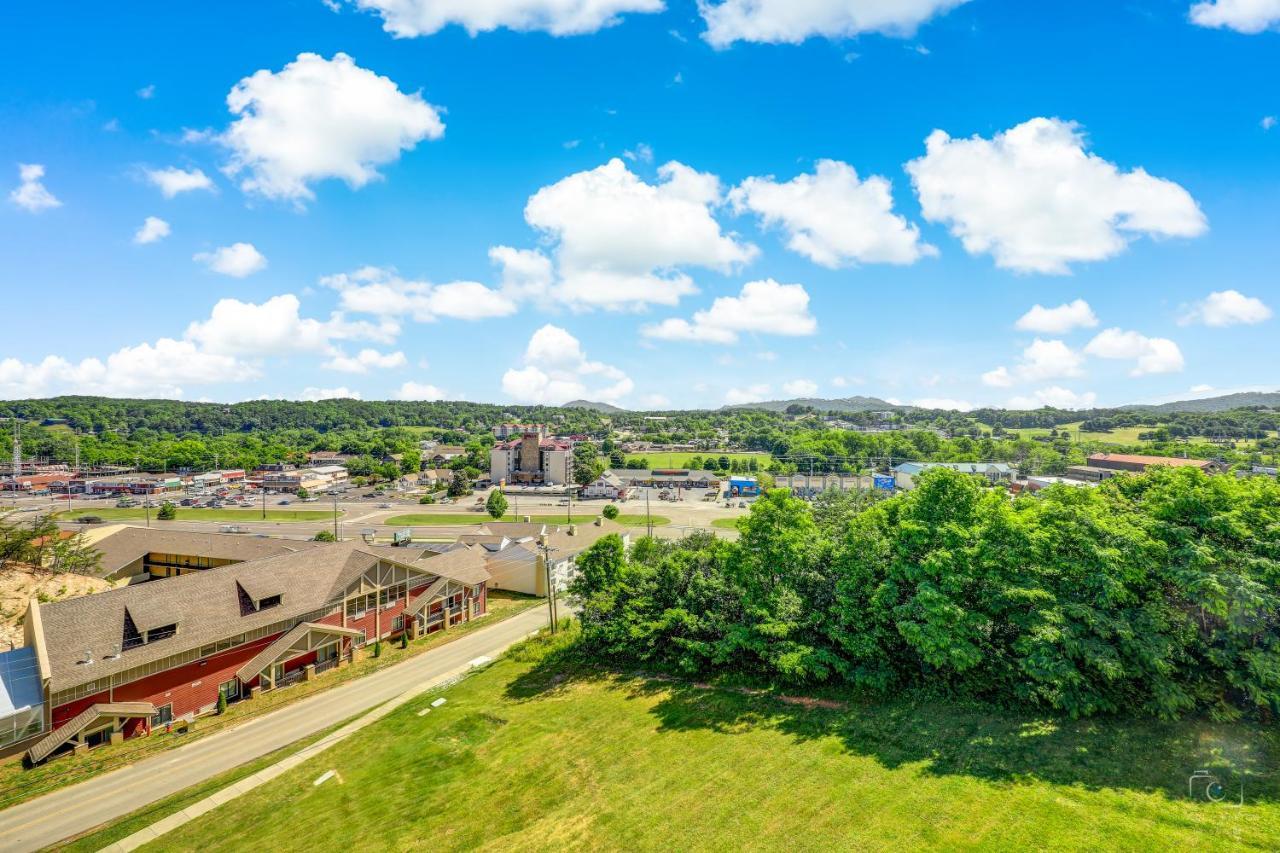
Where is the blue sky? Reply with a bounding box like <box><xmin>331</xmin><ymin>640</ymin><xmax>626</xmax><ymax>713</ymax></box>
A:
<box><xmin>2</xmin><ymin>0</ymin><xmax>1277</xmax><ymax>410</ymax></box>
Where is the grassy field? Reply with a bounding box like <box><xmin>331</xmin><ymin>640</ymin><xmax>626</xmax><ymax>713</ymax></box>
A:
<box><xmin>624</xmin><ymin>451</ymin><xmax>769</xmax><ymax>469</ymax></box>
<box><xmin>384</xmin><ymin>513</ymin><xmax>601</xmax><ymax>526</ymax></box>
<box><xmin>711</xmin><ymin>517</ymin><xmax>742</xmax><ymax>530</ymax></box>
<box><xmin>56</xmin><ymin>507</ymin><xmax>337</xmax><ymax>523</ymax></box>
<box><xmin>0</xmin><ymin>592</ymin><xmax>541</xmax><ymax>810</ymax></box>
<box><xmin>143</xmin><ymin>629</ymin><xmax>1280</xmax><ymax>851</ymax></box>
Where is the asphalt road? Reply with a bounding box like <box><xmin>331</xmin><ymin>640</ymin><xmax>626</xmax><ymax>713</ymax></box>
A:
<box><xmin>0</xmin><ymin>605</ymin><xmax>555</xmax><ymax>852</ymax></box>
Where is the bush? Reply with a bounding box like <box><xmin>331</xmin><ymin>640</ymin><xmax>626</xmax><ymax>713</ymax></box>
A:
<box><xmin>418</xmin><ymin>494</ymin><xmax>436</xmax><ymax>505</ymax></box>
<box><xmin>400</xmin><ymin>630</ymin><xmax>409</xmax><ymax>649</ymax></box>
<box><xmin>601</xmin><ymin>504</ymin><xmax>619</xmax><ymax>520</ymax></box>
<box><xmin>373</xmin><ymin>639</ymin><xmax>382</xmax><ymax>659</ymax></box>
<box><xmin>156</xmin><ymin>502</ymin><xmax>177</xmax><ymax>520</ymax></box>
<box><xmin>312</xmin><ymin>530</ymin><xmax>336</xmax><ymax>542</ymax></box>
<box><xmin>216</xmin><ymin>692</ymin><xmax>228</xmax><ymax>715</ymax></box>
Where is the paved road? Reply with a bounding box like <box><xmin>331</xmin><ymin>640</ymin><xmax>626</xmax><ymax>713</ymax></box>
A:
<box><xmin>0</xmin><ymin>606</ymin><xmax>554</xmax><ymax>852</ymax></box>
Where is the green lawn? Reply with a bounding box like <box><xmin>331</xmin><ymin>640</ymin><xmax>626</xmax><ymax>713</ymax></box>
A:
<box><xmin>57</xmin><ymin>507</ymin><xmax>338</xmax><ymax>523</ymax></box>
<box><xmin>143</xmin><ymin>630</ymin><xmax>1280</xmax><ymax>852</ymax></box>
<box><xmin>613</xmin><ymin>514</ymin><xmax>670</xmax><ymax>528</ymax></box>
<box><xmin>624</xmin><ymin>451</ymin><xmax>769</xmax><ymax>469</ymax></box>
<box><xmin>384</xmin><ymin>513</ymin><xmax>601</xmax><ymax>526</ymax></box>
<box><xmin>711</xmin><ymin>517</ymin><xmax>742</xmax><ymax>530</ymax></box>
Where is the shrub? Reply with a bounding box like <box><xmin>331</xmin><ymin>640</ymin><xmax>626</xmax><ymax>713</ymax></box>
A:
<box><xmin>602</xmin><ymin>504</ymin><xmax>619</xmax><ymax>520</ymax></box>
<box><xmin>156</xmin><ymin>502</ymin><xmax>177</xmax><ymax>520</ymax></box>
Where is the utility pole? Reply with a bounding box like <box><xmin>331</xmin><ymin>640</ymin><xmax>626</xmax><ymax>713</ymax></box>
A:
<box><xmin>645</xmin><ymin>490</ymin><xmax>653</xmax><ymax>538</ymax></box>
<box><xmin>541</xmin><ymin>541</ymin><xmax>558</xmax><ymax>633</ymax></box>
<box><xmin>332</xmin><ymin>491</ymin><xmax>339</xmax><ymax>540</ymax></box>
<box><xmin>11</xmin><ymin>417</ymin><xmax>21</xmax><ymax>485</ymax></box>
<box><xmin>261</xmin><ymin>485</ymin><xmax>267</xmax><ymax>521</ymax></box>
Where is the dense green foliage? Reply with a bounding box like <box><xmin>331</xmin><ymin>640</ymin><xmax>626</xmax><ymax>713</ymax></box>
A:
<box><xmin>0</xmin><ymin>512</ymin><xmax>101</xmax><ymax>574</ymax></box>
<box><xmin>485</xmin><ymin>489</ymin><xmax>508</xmax><ymax>519</ymax></box>
<box><xmin>572</xmin><ymin>468</ymin><xmax>1280</xmax><ymax>719</ymax></box>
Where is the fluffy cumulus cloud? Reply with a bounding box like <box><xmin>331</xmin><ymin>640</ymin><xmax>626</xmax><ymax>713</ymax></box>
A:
<box><xmin>521</xmin><ymin>158</ymin><xmax>757</xmax><ymax>310</ymax></box>
<box><xmin>1179</xmin><ymin>289</ymin><xmax>1273</xmax><ymax>327</ymax></box>
<box><xmin>194</xmin><ymin>242</ymin><xmax>268</xmax><ymax>277</ymax></box>
<box><xmin>699</xmin><ymin>0</ymin><xmax>970</xmax><ymax>46</ymax></box>
<box><xmin>221</xmin><ymin>52</ymin><xmax>445</xmax><ymax>202</ymax></box>
<box><xmin>396</xmin><ymin>380</ymin><xmax>445</xmax><ymax>400</ymax></box>
<box><xmin>782</xmin><ymin>379</ymin><xmax>819</xmax><ymax>397</ymax></box>
<box><xmin>906</xmin><ymin>117</ymin><xmax>1207</xmax><ymax>274</ymax></box>
<box><xmin>501</xmin><ymin>324</ymin><xmax>633</xmax><ymax>405</ymax></box>
<box><xmin>186</xmin><ymin>293</ymin><xmax>397</xmax><ymax>356</ymax></box>
<box><xmin>1190</xmin><ymin>0</ymin><xmax>1280</xmax><ymax>33</ymax></box>
<box><xmin>0</xmin><ymin>340</ymin><xmax>255</xmax><ymax>399</ymax></box>
<box><xmin>1015</xmin><ymin>299</ymin><xmax>1098</xmax><ymax>334</ymax></box>
<box><xmin>983</xmin><ymin>339</ymin><xmax>1084</xmax><ymax>387</ymax></box>
<box><xmin>349</xmin><ymin>0</ymin><xmax>664</xmax><ymax>37</ymax></box>
<box><xmin>1007</xmin><ymin>386</ymin><xmax>1098</xmax><ymax>410</ymax></box>
<box><xmin>322</xmin><ymin>266</ymin><xmax>517</xmax><ymax>322</ymax></box>
<box><xmin>642</xmin><ymin>279</ymin><xmax>816</xmax><ymax>344</ymax></box>
<box><xmin>911</xmin><ymin>397</ymin><xmax>974</xmax><ymax>411</ymax></box>
<box><xmin>133</xmin><ymin>216</ymin><xmax>171</xmax><ymax>245</ymax></box>
<box><xmin>9</xmin><ymin>163</ymin><xmax>61</xmax><ymax>212</ymax></box>
<box><xmin>299</xmin><ymin>386</ymin><xmax>362</xmax><ymax>401</ymax></box>
<box><xmin>725</xmin><ymin>383</ymin><xmax>772</xmax><ymax>404</ymax></box>
<box><xmin>729</xmin><ymin>160</ymin><xmax>934</xmax><ymax>268</ymax></box>
<box><xmin>1084</xmin><ymin>328</ymin><xmax>1185</xmax><ymax>376</ymax></box>
<box><xmin>144</xmin><ymin>166</ymin><xmax>214</xmax><ymax>198</ymax></box>
<box><xmin>322</xmin><ymin>348</ymin><xmax>408</xmax><ymax>373</ymax></box>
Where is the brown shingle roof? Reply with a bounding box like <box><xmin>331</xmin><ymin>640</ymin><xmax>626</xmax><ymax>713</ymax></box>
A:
<box><xmin>37</xmin><ymin>542</ymin><xmax>488</xmax><ymax>693</ymax></box>
<box><xmin>83</xmin><ymin>526</ymin><xmax>317</xmax><ymax>579</ymax></box>
<box><xmin>1087</xmin><ymin>453</ymin><xmax>1213</xmax><ymax>469</ymax></box>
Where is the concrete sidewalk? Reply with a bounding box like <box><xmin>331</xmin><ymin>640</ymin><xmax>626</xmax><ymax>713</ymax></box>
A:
<box><xmin>0</xmin><ymin>606</ymin><xmax>552</xmax><ymax>852</ymax></box>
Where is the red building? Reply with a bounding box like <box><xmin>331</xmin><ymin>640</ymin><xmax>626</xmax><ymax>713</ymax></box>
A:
<box><xmin>20</xmin><ymin>542</ymin><xmax>490</xmax><ymax>763</ymax></box>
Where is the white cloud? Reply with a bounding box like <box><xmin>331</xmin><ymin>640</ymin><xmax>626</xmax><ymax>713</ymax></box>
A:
<box><xmin>299</xmin><ymin>386</ymin><xmax>362</xmax><ymax>401</ymax></box>
<box><xmin>983</xmin><ymin>339</ymin><xmax>1084</xmax><ymax>387</ymax></box>
<box><xmin>911</xmin><ymin>397</ymin><xmax>974</xmax><ymax>411</ymax></box>
<box><xmin>186</xmin><ymin>293</ymin><xmax>397</xmax><ymax>356</ymax></box>
<box><xmin>396</xmin><ymin>380</ymin><xmax>445</xmax><ymax>400</ymax></box>
<box><xmin>642</xmin><ymin>279</ymin><xmax>816</xmax><ymax>344</ymax></box>
<box><xmin>906</xmin><ymin>117</ymin><xmax>1207</xmax><ymax>274</ymax></box>
<box><xmin>1190</xmin><ymin>383</ymin><xmax>1216</xmax><ymax>394</ymax></box>
<box><xmin>699</xmin><ymin>0</ymin><xmax>970</xmax><ymax>46</ymax></box>
<box><xmin>1015</xmin><ymin>299</ymin><xmax>1098</xmax><ymax>334</ymax></box>
<box><xmin>133</xmin><ymin>216</ymin><xmax>171</xmax><ymax>245</ymax></box>
<box><xmin>222</xmin><ymin>52</ymin><xmax>445</xmax><ymax>203</ymax></box>
<box><xmin>194</xmin><ymin>242</ymin><xmax>268</xmax><ymax>277</ymax></box>
<box><xmin>730</xmin><ymin>160</ymin><xmax>934</xmax><ymax>267</ymax></box>
<box><xmin>522</xmin><ymin>158</ymin><xmax>758</xmax><ymax>309</ymax></box>
<box><xmin>144</xmin><ymin>166</ymin><xmax>214</xmax><ymax>198</ymax></box>
<box><xmin>640</xmin><ymin>392</ymin><xmax>671</xmax><ymax>409</ymax></box>
<box><xmin>137</xmin><ymin>84</ymin><xmax>156</xmax><ymax>99</ymax></box>
<box><xmin>1007</xmin><ymin>386</ymin><xmax>1098</xmax><ymax>410</ymax></box>
<box><xmin>725</xmin><ymin>383</ymin><xmax>772</xmax><ymax>404</ymax></box>
<box><xmin>1190</xmin><ymin>0</ymin><xmax>1280</xmax><ymax>33</ymax></box>
<box><xmin>0</xmin><ymin>340</ymin><xmax>255</xmax><ymax>399</ymax></box>
<box><xmin>322</xmin><ymin>348</ymin><xmax>408</xmax><ymax>373</ymax></box>
<box><xmin>782</xmin><ymin>379</ymin><xmax>819</xmax><ymax>397</ymax></box>
<box><xmin>1084</xmin><ymin>328</ymin><xmax>1185</xmax><ymax>376</ymax></box>
<box><xmin>322</xmin><ymin>266</ymin><xmax>517</xmax><ymax>322</ymax></box>
<box><xmin>9</xmin><ymin>163</ymin><xmax>61</xmax><ymax>212</ymax></box>
<box><xmin>501</xmin><ymin>324</ymin><xmax>633</xmax><ymax>405</ymax></box>
<box><xmin>349</xmin><ymin>0</ymin><xmax>664</xmax><ymax>37</ymax></box>
<box><xmin>624</xmin><ymin>142</ymin><xmax>654</xmax><ymax>164</ymax></box>
<box><xmin>831</xmin><ymin>375</ymin><xmax>865</xmax><ymax>388</ymax></box>
<box><xmin>1179</xmin><ymin>289</ymin><xmax>1273</xmax><ymax>327</ymax></box>
<box><xmin>489</xmin><ymin>246</ymin><xmax>555</xmax><ymax>302</ymax></box>
<box><xmin>1263</xmin><ymin>116</ymin><xmax>1278</xmax><ymax>131</ymax></box>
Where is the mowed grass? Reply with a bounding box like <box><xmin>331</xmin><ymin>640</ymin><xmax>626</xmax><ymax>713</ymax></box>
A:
<box><xmin>711</xmin><ymin>517</ymin><xmax>742</xmax><ymax>530</ymax></box>
<box><xmin>144</xmin><ymin>630</ymin><xmax>1280</xmax><ymax>852</ymax></box>
<box><xmin>384</xmin><ymin>513</ymin><xmax>601</xmax><ymax>526</ymax></box>
<box><xmin>624</xmin><ymin>451</ymin><xmax>769</xmax><ymax>469</ymax></box>
<box><xmin>57</xmin><ymin>507</ymin><xmax>337</xmax><ymax>523</ymax></box>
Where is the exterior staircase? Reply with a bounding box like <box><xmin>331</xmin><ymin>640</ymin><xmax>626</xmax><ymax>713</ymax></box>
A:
<box><xmin>26</xmin><ymin>701</ymin><xmax>154</xmax><ymax>765</ymax></box>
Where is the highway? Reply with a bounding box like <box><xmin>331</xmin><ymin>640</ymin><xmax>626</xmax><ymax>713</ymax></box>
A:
<box><xmin>0</xmin><ymin>604</ymin><xmax>555</xmax><ymax>852</ymax></box>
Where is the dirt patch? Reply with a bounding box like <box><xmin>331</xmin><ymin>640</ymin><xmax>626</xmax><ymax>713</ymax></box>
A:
<box><xmin>0</xmin><ymin>566</ymin><xmax>112</xmax><ymax>648</ymax></box>
<box><xmin>777</xmin><ymin>695</ymin><xmax>846</xmax><ymax>710</ymax></box>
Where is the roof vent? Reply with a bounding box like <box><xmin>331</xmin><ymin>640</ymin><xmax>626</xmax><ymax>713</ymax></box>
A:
<box><xmin>79</xmin><ymin>649</ymin><xmax>94</xmax><ymax>665</ymax></box>
<box><xmin>107</xmin><ymin>643</ymin><xmax>121</xmax><ymax>659</ymax></box>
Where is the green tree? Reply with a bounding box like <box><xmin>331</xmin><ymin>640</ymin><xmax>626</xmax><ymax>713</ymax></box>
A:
<box><xmin>447</xmin><ymin>471</ymin><xmax>471</xmax><ymax>498</ymax></box>
<box><xmin>601</xmin><ymin>504</ymin><xmax>619</xmax><ymax>520</ymax></box>
<box><xmin>312</xmin><ymin>530</ymin><xmax>336</xmax><ymax>542</ymax></box>
<box><xmin>573</xmin><ymin>441</ymin><xmax>606</xmax><ymax>487</ymax></box>
<box><xmin>156</xmin><ymin>502</ymin><xmax>177</xmax><ymax>520</ymax></box>
<box><xmin>296</xmin><ymin>487</ymin><xmax>310</xmax><ymax>500</ymax></box>
<box><xmin>486</xmin><ymin>489</ymin><xmax>509</xmax><ymax>519</ymax></box>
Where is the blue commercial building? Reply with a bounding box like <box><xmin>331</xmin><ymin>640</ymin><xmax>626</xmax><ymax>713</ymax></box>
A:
<box><xmin>728</xmin><ymin>476</ymin><xmax>760</xmax><ymax>497</ymax></box>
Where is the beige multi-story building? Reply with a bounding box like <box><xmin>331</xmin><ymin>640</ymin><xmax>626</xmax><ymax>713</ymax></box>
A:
<box><xmin>490</xmin><ymin>431</ymin><xmax>573</xmax><ymax>486</ymax></box>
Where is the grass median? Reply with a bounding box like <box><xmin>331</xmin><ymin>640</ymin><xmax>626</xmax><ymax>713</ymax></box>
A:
<box><xmin>56</xmin><ymin>507</ymin><xmax>338</xmax><ymax>523</ymax></box>
<box><xmin>141</xmin><ymin>626</ymin><xmax>1280</xmax><ymax>851</ymax></box>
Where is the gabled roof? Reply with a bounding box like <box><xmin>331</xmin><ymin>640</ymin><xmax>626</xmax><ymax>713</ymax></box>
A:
<box><xmin>81</xmin><ymin>525</ymin><xmax>317</xmax><ymax>579</ymax></box>
<box><xmin>35</xmin><ymin>542</ymin><xmax>489</xmax><ymax>693</ymax></box>
<box><xmin>1087</xmin><ymin>453</ymin><xmax>1212</xmax><ymax>469</ymax></box>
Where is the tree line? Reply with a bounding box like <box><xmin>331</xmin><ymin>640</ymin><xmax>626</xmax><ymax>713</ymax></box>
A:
<box><xmin>571</xmin><ymin>467</ymin><xmax>1280</xmax><ymax>720</ymax></box>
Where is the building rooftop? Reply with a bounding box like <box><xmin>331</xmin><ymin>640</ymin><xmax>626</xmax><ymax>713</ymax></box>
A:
<box><xmin>1087</xmin><ymin>453</ymin><xmax>1213</xmax><ymax>469</ymax></box>
<box><xmin>34</xmin><ymin>541</ymin><xmax>490</xmax><ymax>693</ymax></box>
<box><xmin>80</xmin><ymin>526</ymin><xmax>319</xmax><ymax>579</ymax></box>
<box><xmin>893</xmin><ymin>462</ymin><xmax>1015</xmax><ymax>476</ymax></box>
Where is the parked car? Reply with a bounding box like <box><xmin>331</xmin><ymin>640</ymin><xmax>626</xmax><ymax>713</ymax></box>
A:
<box><xmin>378</xmin><ymin>502</ymin><xmax>393</xmax><ymax>509</ymax></box>
<box><xmin>278</xmin><ymin>499</ymin><xmax>291</xmax><ymax>505</ymax></box>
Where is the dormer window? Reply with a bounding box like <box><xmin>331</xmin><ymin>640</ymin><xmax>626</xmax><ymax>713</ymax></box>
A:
<box><xmin>258</xmin><ymin>594</ymin><xmax>282</xmax><ymax>610</ymax></box>
<box><xmin>123</xmin><ymin>605</ymin><xmax>180</xmax><ymax>650</ymax></box>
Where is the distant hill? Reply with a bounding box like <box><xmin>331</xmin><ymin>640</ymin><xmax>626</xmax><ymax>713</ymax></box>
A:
<box><xmin>562</xmin><ymin>399</ymin><xmax>627</xmax><ymax>414</ymax></box>
<box><xmin>1122</xmin><ymin>391</ymin><xmax>1280</xmax><ymax>414</ymax></box>
<box><xmin>723</xmin><ymin>396</ymin><xmax>903</xmax><ymax>413</ymax></box>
